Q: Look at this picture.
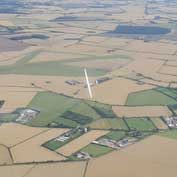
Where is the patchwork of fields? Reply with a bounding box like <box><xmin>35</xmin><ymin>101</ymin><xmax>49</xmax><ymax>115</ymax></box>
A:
<box><xmin>0</xmin><ymin>0</ymin><xmax>177</xmax><ymax>177</ymax></box>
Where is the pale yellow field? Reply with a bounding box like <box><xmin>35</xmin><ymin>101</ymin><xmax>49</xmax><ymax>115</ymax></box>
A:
<box><xmin>54</xmin><ymin>26</ymin><xmax>104</xmax><ymax>35</ymax></box>
<box><xmin>0</xmin><ymin>90</ymin><xmax>37</xmax><ymax>113</ymax></box>
<box><xmin>11</xmin><ymin>128</ymin><xmax>68</xmax><ymax>163</ymax></box>
<box><xmin>125</xmin><ymin>40</ymin><xmax>177</xmax><ymax>55</ymax></box>
<box><xmin>56</xmin><ymin>130</ymin><xmax>108</xmax><ymax>156</ymax></box>
<box><xmin>111</xmin><ymin>5</ymin><xmax>146</xmax><ymax>22</ymax></box>
<box><xmin>141</xmin><ymin>78</ymin><xmax>169</xmax><ymax>87</ymax></box>
<box><xmin>83</xmin><ymin>37</ymin><xmax>131</xmax><ymax>48</ymax></box>
<box><xmin>0</xmin><ymin>46</ymin><xmax>41</xmax><ymax>66</ymax></box>
<box><xmin>25</xmin><ymin>162</ymin><xmax>86</xmax><ymax>177</ymax></box>
<box><xmin>58</xmin><ymin>43</ymin><xmax>110</xmax><ymax>56</ymax></box>
<box><xmin>85</xmin><ymin>136</ymin><xmax>177</xmax><ymax>177</ymax></box>
<box><xmin>67</xmin><ymin>59</ymin><xmax>130</xmax><ymax>71</ymax></box>
<box><xmin>0</xmin><ymin>145</ymin><xmax>12</xmax><ymax>165</ymax></box>
<box><xmin>0</xmin><ymin>74</ymin><xmax>88</xmax><ymax>98</ymax></box>
<box><xmin>95</xmin><ymin>23</ymin><xmax>118</xmax><ymax>31</ymax></box>
<box><xmin>83</xmin><ymin>36</ymin><xmax>108</xmax><ymax>43</ymax></box>
<box><xmin>142</xmin><ymin>72</ymin><xmax>177</xmax><ymax>86</ymax></box>
<box><xmin>171</xmin><ymin>82</ymin><xmax>177</xmax><ymax>88</ymax></box>
<box><xmin>0</xmin><ymin>123</ymin><xmax>48</xmax><ymax>147</ymax></box>
<box><xmin>151</xmin><ymin>118</ymin><xmax>168</xmax><ymax>130</ymax></box>
<box><xmin>166</xmin><ymin>60</ymin><xmax>177</xmax><ymax>67</ymax></box>
<box><xmin>78</xmin><ymin>77</ymin><xmax>155</xmax><ymax>105</ymax></box>
<box><xmin>159</xmin><ymin>65</ymin><xmax>177</xmax><ymax>76</ymax></box>
<box><xmin>99</xmin><ymin>38</ymin><xmax>132</xmax><ymax>48</ymax></box>
<box><xmin>88</xmin><ymin>119</ymin><xmax>111</xmax><ymax>129</ymax></box>
<box><xmin>123</xmin><ymin>58</ymin><xmax>165</xmax><ymax>76</ymax></box>
<box><xmin>29</xmin><ymin>52</ymin><xmax>83</xmax><ymax>63</ymax></box>
<box><xmin>0</xmin><ymin>165</ymin><xmax>34</xmax><ymax>177</ymax></box>
<box><xmin>0</xmin><ymin>20</ymin><xmax>14</xmax><ymax>27</ymax></box>
<box><xmin>112</xmin><ymin>106</ymin><xmax>172</xmax><ymax>117</ymax></box>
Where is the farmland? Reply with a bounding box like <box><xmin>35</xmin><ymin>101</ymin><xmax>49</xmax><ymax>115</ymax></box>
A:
<box><xmin>85</xmin><ymin>136</ymin><xmax>177</xmax><ymax>177</ymax></box>
<box><xmin>0</xmin><ymin>145</ymin><xmax>12</xmax><ymax>165</ymax></box>
<box><xmin>104</xmin><ymin>131</ymin><xmax>126</xmax><ymax>141</ymax></box>
<box><xmin>158</xmin><ymin>130</ymin><xmax>177</xmax><ymax>140</ymax></box>
<box><xmin>125</xmin><ymin>118</ymin><xmax>157</xmax><ymax>131</ymax></box>
<box><xmin>0</xmin><ymin>0</ymin><xmax>177</xmax><ymax>177</ymax></box>
<box><xmin>126</xmin><ymin>88</ymin><xmax>177</xmax><ymax>106</ymax></box>
<box><xmin>150</xmin><ymin>118</ymin><xmax>168</xmax><ymax>130</ymax></box>
<box><xmin>26</xmin><ymin>91</ymin><xmax>118</xmax><ymax>127</ymax></box>
<box><xmin>80</xmin><ymin>144</ymin><xmax>113</xmax><ymax>158</ymax></box>
<box><xmin>11</xmin><ymin>128</ymin><xmax>68</xmax><ymax>163</ymax></box>
<box><xmin>87</xmin><ymin>118</ymin><xmax>128</xmax><ymax>130</ymax></box>
<box><xmin>112</xmin><ymin>105</ymin><xmax>172</xmax><ymax>118</ymax></box>
<box><xmin>56</xmin><ymin>130</ymin><xmax>108</xmax><ymax>156</ymax></box>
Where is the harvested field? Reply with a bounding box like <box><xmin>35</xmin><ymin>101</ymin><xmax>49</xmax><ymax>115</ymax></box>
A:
<box><xmin>11</xmin><ymin>128</ymin><xmax>68</xmax><ymax>163</ymax></box>
<box><xmin>85</xmin><ymin>136</ymin><xmax>177</xmax><ymax>177</ymax></box>
<box><xmin>141</xmin><ymin>78</ymin><xmax>169</xmax><ymax>87</ymax></box>
<box><xmin>88</xmin><ymin>119</ymin><xmax>112</xmax><ymax>129</ymax></box>
<box><xmin>151</xmin><ymin>118</ymin><xmax>168</xmax><ymax>130</ymax></box>
<box><xmin>58</xmin><ymin>43</ymin><xmax>110</xmax><ymax>56</ymax></box>
<box><xmin>159</xmin><ymin>65</ymin><xmax>177</xmax><ymax>76</ymax></box>
<box><xmin>166</xmin><ymin>60</ymin><xmax>177</xmax><ymax>67</ymax></box>
<box><xmin>0</xmin><ymin>144</ymin><xmax>12</xmax><ymax>165</ymax></box>
<box><xmin>123</xmin><ymin>58</ymin><xmax>164</xmax><ymax>76</ymax></box>
<box><xmin>0</xmin><ymin>123</ymin><xmax>48</xmax><ymax>147</ymax></box>
<box><xmin>29</xmin><ymin>52</ymin><xmax>84</xmax><ymax>63</ymax></box>
<box><xmin>125</xmin><ymin>40</ymin><xmax>177</xmax><ymax>55</ymax></box>
<box><xmin>87</xmin><ymin>38</ymin><xmax>131</xmax><ymax>48</ymax></box>
<box><xmin>0</xmin><ymin>165</ymin><xmax>34</xmax><ymax>177</ymax></box>
<box><xmin>112</xmin><ymin>106</ymin><xmax>172</xmax><ymax>117</ymax></box>
<box><xmin>88</xmin><ymin>119</ymin><xmax>128</xmax><ymax>130</ymax></box>
<box><xmin>56</xmin><ymin>130</ymin><xmax>108</xmax><ymax>156</ymax></box>
<box><xmin>83</xmin><ymin>36</ymin><xmax>108</xmax><ymax>43</ymax></box>
<box><xmin>0</xmin><ymin>20</ymin><xmax>14</xmax><ymax>26</ymax></box>
<box><xmin>0</xmin><ymin>90</ymin><xmax>37</xmax><ymax>113</ymax></box>
<box><xmin>79</xmin><ymin>78</ymin><xmax>155</xmax><ymax>105</ymax></box>
<box><xmin>0</xmin><ymin>46</ymin><xmax>41</xmax><ymax>66</ymax></box>
<box><xmin>0</xmin><ymin>74</ymin><xmax>84</xmax><ymax>97</ymax></box>
<box><xmin>67</xmin><ymin>59</ymin><xmax>130</xmax><ymax>71</ymax></box>
<box><xmin>25</xmin><ymin>162</ymin><xmax>86</xmax><ymax>177</ymax></box>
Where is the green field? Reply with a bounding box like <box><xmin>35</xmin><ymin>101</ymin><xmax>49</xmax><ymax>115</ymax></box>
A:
<box><xmin>0</xmin><ymin>60</ymin><xmax>106</xmax><ymax>76</ymax></box>
<box><xmin>0</xmin><ymin>50</ymin><xmax>131</xmax><ymax>77</ymax></box>
<box><xmin>26</xmin><ymin>91</ymin><xmax>117</xmax><ymax>127</ymax></box>
<box><xmin>70</xmin><ymin>102</ymin><xmax>100</xmax><ymax>120</ymax></box>
<box><xmin>53</xmin><ymin>117</ymin><xmax>78</xmax><ymax>128</ymax></box>
<box><xmin>0</xmin><ymin>51</ymin><xmax>121</xmax><ymax>76</ymax></box>
<box><xmin>125</xmin><ymin>118</ymin><xmax>156</xmax><ymax>131</ymax></box>
<box><xmin>86</xmin><ymin>100</ymin><xmax>116</xmax><ymax>118</ymax></box>
<box><xmin>27</xmin><ymin>92</ymin><xmax>79</xmax><ymax>126</ymax></box>
<box><xmin>156</xmin><ymin>87</ymin><xmax>177</xmax><ymax>99</ymax></box>
<box><xmin>104</xmin><ymin>131</ymin><xmax>126</xmax><ymax>141</ymax></box>
<box><xmin>81</xmin><ymin>144</ymin><xmax>113</xmax><ymax>157</ymax></box>
<box><xmin>158</xmin><ymin>130</ymin><xmax>177</xmax><ymax>140</ymax></box>
<box><xmin>62</xmin><ymin>111</ymin><xmax>93</xmax><ymax>125</ymax></box>
<box><xmin>126</xmin><ymin>88</ymin><xmax>177</xmax><ymax>106</ymax></box>
<box><xmin>107</xmin><ymin>119</ymin><xmax>128</xmax><ymax>130</ymax></box>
